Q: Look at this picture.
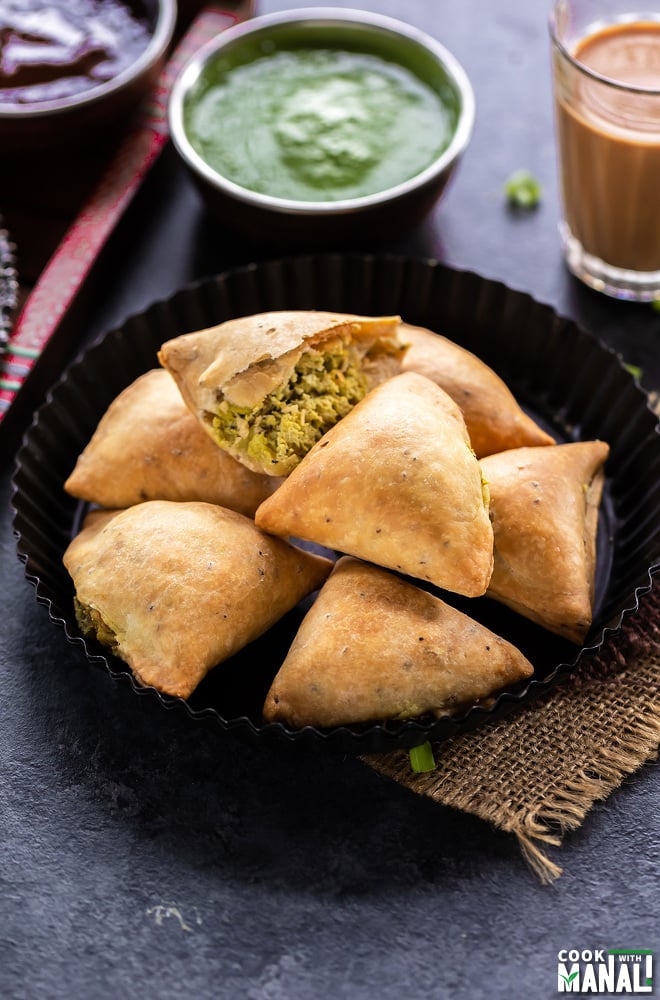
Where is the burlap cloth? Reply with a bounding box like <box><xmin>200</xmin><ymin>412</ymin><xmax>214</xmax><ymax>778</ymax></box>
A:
<box><xmin>363</xmin><ymin>583</ymin><xmax>659</xmax><ymax>883</ymax></box>
<box><xmin>363</xmin><ymin>391</ymin><xmax>660</xmax><ymax>884</ymax></box>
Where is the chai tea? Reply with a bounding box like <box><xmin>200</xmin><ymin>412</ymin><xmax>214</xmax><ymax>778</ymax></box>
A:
<box><xmin>551</xmin><ymin>12</ymin><xmax>660</xmax><ymax>297</ymax></box>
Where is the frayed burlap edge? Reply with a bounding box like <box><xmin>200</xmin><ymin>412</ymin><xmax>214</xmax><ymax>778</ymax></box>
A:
<box><xmin>362</xmin><ymin>582</ymin><xmax>660</xmax><ymax>884</ymax></box>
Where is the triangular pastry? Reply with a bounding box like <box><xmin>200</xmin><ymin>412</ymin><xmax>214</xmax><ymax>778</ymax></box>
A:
<box><xmin>400</xmin><ymin>322</ymin><xmax>556</xmax><ymax>457</ymax></box>
<box><xmin>63</xmin><ymin>500</ymin><xmax>333</xmax><ymax>699</ymax></box>
<box><xmin>481</xmin><ymin>441</ymin><xmax>610</xmax><ymax>642</ymax></box>
<box><xmin>64</xmin><ymin>369</ymin><xmax>279</xmax><ymax>515</ymax></box>
<box><xmin>158</xmin><ymin>310</ymin><xmax>405</xmax><ymax>477</ymax></box>
<box><xmin>255</xmin><ymin>372</ymin><xmax>494</xmax><ymax>597</ymax></box>
<box><xmin>263</xmin><ymin>557</ymin><xmax>534</xmax><ymax>727</ymax></box>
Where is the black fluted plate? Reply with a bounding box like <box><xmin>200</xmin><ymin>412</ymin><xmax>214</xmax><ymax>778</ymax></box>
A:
<box><xmin>11</xmin><ymin>254</ymin><xmax>660</xmax><ymax>753</ymax></box>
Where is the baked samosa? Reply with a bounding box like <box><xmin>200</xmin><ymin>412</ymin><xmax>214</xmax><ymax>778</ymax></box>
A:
<box><xmin>64</xmin><ymin>370</ymin><xmax>279</xmax><ymax>515</ymax></box>
<box><xmin>158</xmin><ymin>310</ymin><xmax>404</xmax><ymax>477</ymax></box>
<box><xmin>63</xmin><ymin>500</ymin><xmax>333</xmax><ymax>699</ymax></box>
<box><xmin>400</xmin><ymin>322</ymin><xmax>555</xmax><ymax>457</ymax></box>
<box><xmin>264</xmin><ymin>557</ymin><xmax>534</xmax><ymax>728</ymax></box>
<box><xmin>255</xmin><ymin>372</ymin><xmax>494</xmax><ymax>598</ymax></box>
<box><xmin>481</xmin><ymin>441</ymin><xmax>610</xmax><ymax>643</ymax></box>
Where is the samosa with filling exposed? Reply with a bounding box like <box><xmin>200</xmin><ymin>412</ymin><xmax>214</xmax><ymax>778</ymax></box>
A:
<box><xmin>158</xmin><ymin>310</ymin><xmax>405</xmax><ymax>476</ymax></box>
<box><xmin>256</xmin><ymin>372</ymin><xmax>494</xmax><ymax>598</ymax></box>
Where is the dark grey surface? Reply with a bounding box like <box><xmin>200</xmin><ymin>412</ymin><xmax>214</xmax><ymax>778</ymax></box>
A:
<box><xmin>1</xmin><ymin>1</ymin><xmax>658</xmax><ymax>998</ymax></box>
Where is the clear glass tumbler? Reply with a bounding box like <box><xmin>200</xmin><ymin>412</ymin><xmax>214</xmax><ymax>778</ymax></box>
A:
<box><xmin>550</xmin><ymin>0</ymin><xmax>660</xmax><ymax>300</ymax></box>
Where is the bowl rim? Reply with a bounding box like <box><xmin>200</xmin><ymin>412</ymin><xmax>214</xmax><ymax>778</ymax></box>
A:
<box><xmin>0</xmin><ymin>0</ymin><xmax>177</xmax><ymax>120</ymax></box>
<box><xmin>168</xmin><ymin>6</ymin><xmax>476</xmax><ymax>216</ymax></box>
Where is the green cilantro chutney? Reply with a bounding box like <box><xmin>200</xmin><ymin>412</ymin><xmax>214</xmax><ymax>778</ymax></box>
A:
<box><xmin>184</xmin><ymin>47</ymin><xmax>458</xmax><ymax>202</ymax></box>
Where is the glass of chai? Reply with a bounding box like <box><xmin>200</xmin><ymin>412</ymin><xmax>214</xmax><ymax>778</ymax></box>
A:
<box><xmin>550</xmin><ymin>0</ymin><xmax>660</xmax><ymax>299</ymax></box>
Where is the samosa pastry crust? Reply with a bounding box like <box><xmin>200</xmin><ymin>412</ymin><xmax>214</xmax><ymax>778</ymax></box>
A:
<box><xmin>481</xmin><ymin>441</ymin><xmax>610</xmax><ymax>643</ymax></box>
<box><xmin>63</xmin><ymin>500</ymin><xmax>333</xmax><ymax>699</ymax></box>
<box><xmin>400</xmin><ymin>322</ymin><xmax>555</xmax><ymax>457</ymax></box>
<box><xmin>158</xmin><ymin>310</ymin><xmax>405</xmax><ymax>477</ymax></box>
<box><xmin>64</xmin><ymin>370</ymin><xmax>279</xmax><ymax>515</ymax></box>
<box><xmin>256</xmin><ymin>372</ymin><xmax>494</xmax><ymax>598</ymax></box>
<box><xmin>264</xmin><ymin>557</ymin><xmax>534</xmax><ymax>728</ymax></box>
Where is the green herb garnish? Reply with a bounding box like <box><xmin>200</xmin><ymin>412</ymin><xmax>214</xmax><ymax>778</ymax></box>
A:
<box><xmin>622</xmin><ymin>362</ymin><xmax>643</xmax><ymax>380</ymax></box>
<box><xmin>409</xmin><ymin>741</ymin><xmax>436</xmax><ymax>773</ymax></box>
<box><xmin>505</xmin><ymin>169</ymin><xmax>542</xmax><ymax>208</ymax></box>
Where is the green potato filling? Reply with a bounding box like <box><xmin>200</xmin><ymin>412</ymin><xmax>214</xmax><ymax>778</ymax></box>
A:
<box><xmin>74</xmin><ymin>596</ymin><xmax>118</xmax><ymax>652</ymax></box>
<box><xmin>212</xmin><ymin>341</ymin><xmax>370</xmax><ymax>469</ymax></box>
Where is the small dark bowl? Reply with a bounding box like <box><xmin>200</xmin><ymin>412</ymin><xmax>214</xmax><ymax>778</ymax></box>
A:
<box><xmin>168</xmin><ymin>7</ymin><xmax>475</xmax><ymax>247</ymax></box>
<box><xmin>0</xmin><ymin>0</ymin><xmax>176</xmax><ymax>154</ymax></box>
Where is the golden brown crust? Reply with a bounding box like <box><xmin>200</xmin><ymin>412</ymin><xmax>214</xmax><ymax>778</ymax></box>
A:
<box><xmin>157</xmin><ymin>310</ymin><xmax>404</xmax><ymax>475</ymax></box>
<box><xmin>159</xmin><ymin>310</ymin><xmax>402</xmax><ymax>400</ymax></box>
<box><xmin>264</xmin><ymin>557</ymin><xmax>534</xmax><ymax>727</ymax></box>
<box><xmin>63</xmin><ymin>500</ymin><xmax>333</xmax><ymax>699</ymax></box>
<box><xmin>481</xmin><ymin>440</ymin><xmax>610</xmax><ymax>643</ymax></box>
<box><xmin>64</xmin><ymin>370</ymin><xmax>279</xmax><ymax>515</ymax></box>
<box><xmin>255</xmin><ymin>372</ymin><xmax>494</xmax><ymax>598</ymax></box>
<box><xmin>399</xmin><ymin>322</ymin><xmax>556</xmax><ymax>457</ymax></box>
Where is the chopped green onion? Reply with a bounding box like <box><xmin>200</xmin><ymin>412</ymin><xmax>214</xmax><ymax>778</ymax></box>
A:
<box><xmin>409</xmin><ymin>741</ymin><xmax>436</xmax><ymax>773</ymax></box>
<box><xmin>504</xmin><ymin>169</ymin><xmax>542</xmax><ymax>208</ymax></box>
<box><xmin>622</xmin><ymin>362</ymin><xmax>643</xmax><ymax>380</ymax></box>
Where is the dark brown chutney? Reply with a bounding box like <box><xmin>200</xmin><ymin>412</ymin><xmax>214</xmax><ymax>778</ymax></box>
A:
<box><xmin>0</xmin><ymin>0</ymin><xmax>151</xmax><ymax>105</ymax></box>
